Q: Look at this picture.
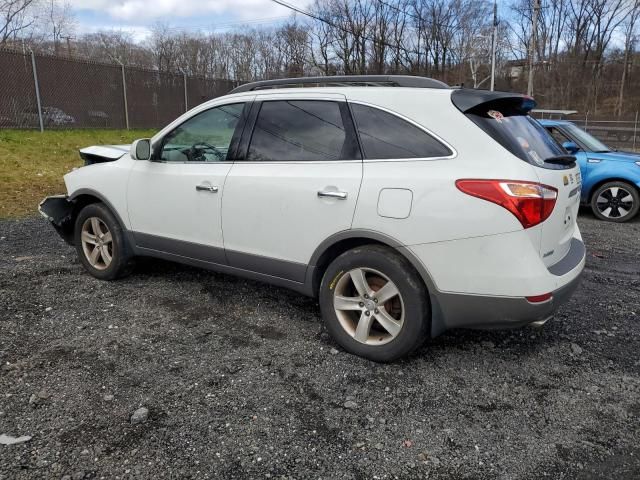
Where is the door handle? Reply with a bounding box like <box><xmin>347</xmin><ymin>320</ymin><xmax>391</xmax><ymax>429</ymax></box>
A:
<box><xmin>196</xmin><ymin>184</ymin><xmax>218</xmax><ymax>193</ymax></box>
<box><xmin>318</xmin><ymin>190</ymin><xmax>348</xmax><ymax>200</ymax></box>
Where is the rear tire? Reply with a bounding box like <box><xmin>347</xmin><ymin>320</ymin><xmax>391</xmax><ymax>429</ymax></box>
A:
<box><xmin>590</xmin><ymin>181</ymin><xmax>639</xmax><ymax>222</ymax></box>
<box><xmin>319</xmin><ymin>245</ymin><xmax>430</xmax><ymax>362</ymax></box>
<box><xmin>74</xmin><ymin>203</ymin><xmax>134</xmax><ymax>280</ymax></box>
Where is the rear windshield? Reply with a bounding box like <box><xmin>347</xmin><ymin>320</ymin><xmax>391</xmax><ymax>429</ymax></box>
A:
<box><xmin>465</xmin><ymin>99</ymin><xmax>565</xmax><ymax>167</ymax></box>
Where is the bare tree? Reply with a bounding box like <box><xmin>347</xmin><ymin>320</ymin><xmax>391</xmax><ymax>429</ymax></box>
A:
<box><xmin>45</xmin><ymin>0</ymin><xmax>75</xmax><ymax>54</ymax></box>
<box><xmin>616</xmin><ymin>0</ymin><xmax>640</xmax><ymax>116</ymax></box>
<box><xmin>0</xmin><ymin>0</ymin><xmax>36</xmax><ymax>45</ymax></box>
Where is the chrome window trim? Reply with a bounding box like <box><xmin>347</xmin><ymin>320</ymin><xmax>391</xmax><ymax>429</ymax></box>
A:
<box><xmin>347</xmin><ymin>100</ymin><xmax>457</xmax><ymax>162</ymax></box>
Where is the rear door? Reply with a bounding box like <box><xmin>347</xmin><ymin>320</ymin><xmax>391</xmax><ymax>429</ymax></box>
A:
<box><xmin>221</xmin><ymin>93</ymin><xmax>362</xmax><ymax>282</ymax></box>
<box><xmin>534</xmin><ymin>163</ymin><xmax>582</xmax><ymax>266</ymax></box>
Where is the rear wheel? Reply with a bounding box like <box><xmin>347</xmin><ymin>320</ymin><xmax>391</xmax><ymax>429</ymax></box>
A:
<box><xmin>319</xmin><ymin>245</ymin><xmax>430</xmax><ymax>362</ymax></box>
<box><xmin>74</xmin><ymin>203</ymin><xmax>134</xmax><ymax>280</ymax></box>
<box><xmin>590</xmin><ymin>181</ymin><xmax>639</xmax><ymax>222</ymax></box>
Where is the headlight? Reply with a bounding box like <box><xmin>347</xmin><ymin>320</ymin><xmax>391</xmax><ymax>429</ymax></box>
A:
<box><xmin>636</xmin><ymin>161</ymin><xmax>640</xmax><ymax>167</ymax></box>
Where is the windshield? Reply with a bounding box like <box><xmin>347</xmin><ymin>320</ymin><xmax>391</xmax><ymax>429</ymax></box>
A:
<box><xmin>563</xmin><ymin>123</ymin><xmax>610</xmax><ymax>152</ymax></box>
<box><xmin>465</xmin><ymin>99</ymin><xmax>566</xmax><ymax>167</ymax></box>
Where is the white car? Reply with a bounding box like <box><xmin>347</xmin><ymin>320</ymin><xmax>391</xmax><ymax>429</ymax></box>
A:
<box><xmin>40</xmin><ymin>75</ymin><xmax>585</xmax><ymax>361</ymax></box>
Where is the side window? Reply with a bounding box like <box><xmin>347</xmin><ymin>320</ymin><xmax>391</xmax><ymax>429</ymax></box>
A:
<box><xmin>350</xmin><ymin>103</ymin><xmax>452</xmax><ymax>159</ymax></box>
<box><xmin>548</xmin><ymin>127</ymin><xmax>571</xmax><ymax>146</ymax></box>
<box><xmin>160</xmin><ymin>103</ymin><xmax>244</xmax><ymax>162</ymax></box>
<box><xmin>247</xmin><ymin>100</ymin><xmax>359</xmax><ymax>161</ymax></box>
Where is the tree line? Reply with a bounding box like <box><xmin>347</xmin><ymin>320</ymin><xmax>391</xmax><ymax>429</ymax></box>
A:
<box><xmin>2</xmin><ymin>0</ymin><xmax>639</xmax><ymax>118</ymax></box>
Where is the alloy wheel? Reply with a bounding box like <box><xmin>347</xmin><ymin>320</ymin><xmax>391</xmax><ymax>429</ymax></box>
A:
<box><xmin>595</xmin><ymin>186</ymin><xmax>634</xmax><ymax>219</ymax></box>
<box><xmin>333</xmin><ymin>267</ymin><xmax>404</xmax><ymax>345</ymax></box>
<box><xmin>81</xmin><ymin>217</ymin><xmax>113</xmax><ymax>270</ymax></box>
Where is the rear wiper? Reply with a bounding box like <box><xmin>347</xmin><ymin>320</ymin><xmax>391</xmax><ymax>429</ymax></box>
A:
<box><xmin>544</xmin><ymin>155</ymin><xmax>576</xmax><ymax>166</ymax></box>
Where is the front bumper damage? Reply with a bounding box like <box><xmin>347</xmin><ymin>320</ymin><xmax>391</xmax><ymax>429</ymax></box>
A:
<box><xmin>38</xmin><ymin>195</ymin><xmax>76</xmax><ymax>245</ymax></box>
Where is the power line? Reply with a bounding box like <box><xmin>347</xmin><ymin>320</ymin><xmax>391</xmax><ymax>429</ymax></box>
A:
<box><xmin>268</xmin><ymin>0</ymin><xmax>445</xmax><ymax>59</ymax></box>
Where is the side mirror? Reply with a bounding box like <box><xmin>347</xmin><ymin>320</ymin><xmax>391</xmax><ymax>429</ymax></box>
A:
<box><xmin>130</xmin><ymin>138</ymin><xmax>151</xmax><ymax>160</ymax></box>
<box><xmin>562</xmin><ymin>141</ymin><xmax>579</xmax><ymax>154</ymax></box>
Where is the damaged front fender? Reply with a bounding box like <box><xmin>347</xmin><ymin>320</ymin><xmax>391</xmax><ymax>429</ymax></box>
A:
<box><xmin>38</xmin><ymin>195</ymin><xmax>76</xmax><ymax>245</ymax></box>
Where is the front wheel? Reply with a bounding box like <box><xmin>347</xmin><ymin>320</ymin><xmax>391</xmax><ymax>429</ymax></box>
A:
<box><xmin>74</xmin><ymin>203</ymin><xmax>134</xmax><ymax>280</ymax></box>
<box><xmin>319</xmin><ymin>245</ymin><xmax>430</xmax><ymax>362</ymax></box>
<box><xmin>590</xmin><ymin>181</ymin><xmax>639</xmax><ymax>222</ymax></box>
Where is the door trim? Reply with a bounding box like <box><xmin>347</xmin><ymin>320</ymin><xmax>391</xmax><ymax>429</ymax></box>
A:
<box><xmin>133</xmin><ymin>231</ymin><xmax>307</xmax><ymax>283</ymax></box>
<box><xmin>134</xmin><ymin>232</ymin><xmax>227</xmax><ymax>265</ymax></box>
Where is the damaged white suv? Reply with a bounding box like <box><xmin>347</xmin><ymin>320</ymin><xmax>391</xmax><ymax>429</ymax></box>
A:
<box><xmin>40</xmin><ymin>75</ymin><xmax>585</xmax><ymax>361</ymax></box>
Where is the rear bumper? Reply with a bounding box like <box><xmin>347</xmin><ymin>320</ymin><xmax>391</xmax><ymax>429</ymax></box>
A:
<box><xmin>422</xmin><ymin>235</ymin><xmax>586</xmax><ymax>335</ymax></box>
<box><xmin>430</xmin><ymin>271</ymin><xmax>582</xmax><ymax>333</ymax></box>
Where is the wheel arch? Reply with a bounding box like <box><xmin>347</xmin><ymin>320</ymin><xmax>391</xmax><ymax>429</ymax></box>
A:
<box><xmin>307</xmin><ymin>231</ymin><xmax>437</xmax><ymax>298</ymax></box>
<box><xmin>56</xmin><ymin>189</ymin><xmax>130</xmax><ymax>247</ymax></box>
<box><xmin>69</xmin><ymin>189</ymin><xmax>128</xmax><ymax>231</ymax></box>
<box><xmin>587</xmin><ymin>177</ymin><xmax>639</xmax><ymax>203</ymax></box>
<box><xmin>307</xmin><ymin>230</ymin><xmax>444</xmax><ymax>337</ymax></box>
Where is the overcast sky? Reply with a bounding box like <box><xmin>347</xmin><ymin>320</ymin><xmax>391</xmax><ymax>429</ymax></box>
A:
<box><xmin>71</xmin><ymin>0</ymin><xmax>313</xmax><ymax>40</ymax></box>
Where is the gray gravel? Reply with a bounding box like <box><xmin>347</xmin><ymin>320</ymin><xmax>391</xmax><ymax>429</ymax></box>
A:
<box><xmin>1</xmin><ymin>210</ymin><xmax>639</xmax><ymax>479</ymax></box>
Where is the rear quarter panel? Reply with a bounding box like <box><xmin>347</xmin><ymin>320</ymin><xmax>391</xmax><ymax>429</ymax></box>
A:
<box><xmin>347</xmin><ymin>89</ymin><xmax>541</xmax><ymax>246</ymax></box>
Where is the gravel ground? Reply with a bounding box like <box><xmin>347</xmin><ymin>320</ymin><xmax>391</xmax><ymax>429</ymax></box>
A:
<box><xmin>1</xmin><ymin>211</ymin><xmax>639</xmax><ymax>479</ymax></box>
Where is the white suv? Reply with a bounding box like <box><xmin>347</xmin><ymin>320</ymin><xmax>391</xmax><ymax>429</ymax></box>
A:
<box><xmin>40</xmin><ymin>75</ymin><xmax>585</xmax><ymax>361</ymax></box>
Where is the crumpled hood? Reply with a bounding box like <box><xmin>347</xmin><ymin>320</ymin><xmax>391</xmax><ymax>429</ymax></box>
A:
<box><xmin>79</xmin><ymin>145</ymin><xmax>131</xmax><ymax>165</ymax></box>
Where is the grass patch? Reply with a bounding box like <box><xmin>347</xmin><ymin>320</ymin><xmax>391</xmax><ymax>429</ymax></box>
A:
<box><xmin>0</xmin><ymin>129</ymin><xmax>155</xmax><ymax>218</ymax></box>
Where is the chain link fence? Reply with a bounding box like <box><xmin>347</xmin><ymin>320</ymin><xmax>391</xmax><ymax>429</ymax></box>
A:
<box><xmin>3</xmin><ymin>45</ymin><xmax>639</xmax><ymax>151</ymax></box>
<box><xmin>573</xmin><ymin>120</ymin><xmax>640</xmax><ymax>151</ymax></box>
<box><xmin>0</xmin><ymin>48</ymin><xmax>236</xmax><ymax>130</ymax></box>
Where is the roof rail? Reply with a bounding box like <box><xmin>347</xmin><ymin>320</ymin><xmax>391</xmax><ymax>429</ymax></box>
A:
<box><xmin>230</xmin><ymin>75</ymin><xmax>449</xmax><ymax>94</ymax></box>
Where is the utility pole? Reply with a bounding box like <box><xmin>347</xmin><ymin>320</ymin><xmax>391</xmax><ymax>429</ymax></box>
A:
<box><xmin>527</xmin><ymin>0</ymin><xmax>540</xmax><ymax>96</ymax></box>
<box><xmin>490</xmin><ymin>0</ymin><xmax>498</xmax><ymax>91</ymax></box>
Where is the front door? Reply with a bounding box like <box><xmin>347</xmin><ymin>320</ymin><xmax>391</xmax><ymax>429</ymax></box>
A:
<box><xmin>222</xmin><ymin>95</ymin><xmax>363</xmax><ymax>282</ymax></box>
<box><xmin>127</xmin><ymin>102</ymin><xmax>248</xmax><ymax>263</ymax></box>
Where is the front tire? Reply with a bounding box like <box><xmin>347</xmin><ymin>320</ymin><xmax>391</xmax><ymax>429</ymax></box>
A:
<box><xmin>590</xmin><ymin>181</ymin><xmax>639</xmax><ymax>222</ymax></box>
<box><xmin>319</xmin><ymin>245</ymin><xmax>430</xmax><ymax>362</ymax></box>
<box><xmin>74</xmin><ymin>203</ymin><xmax>133</xmax><ymax>280</ymax></box>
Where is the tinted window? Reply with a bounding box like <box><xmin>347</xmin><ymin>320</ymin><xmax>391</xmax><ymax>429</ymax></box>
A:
<box><xmin>465</xmin><ymin>100</ymin><xmax>565</xmax><ymax>167</ymax></box>
<box><xmin>247</xmin><ymin>100</ymin><xmax>359</xmax><ymax>161</ymax></box>
<box><xmin>563</xmin><ymin>123</ymin><xmax>611</xmax><ymax>152</ymax></box>
<box><xmin>547</xmin><ymin>126</ymin><xmax>572</xmax><ymax>146</ymax></box>
<box><xmin>160</xmin><ymin>103</ymin><xmax>244</xmax><ymax>162</ymax></box>
<box><xmin>350</xmin><ymin>103</ymin><xmax>452</xmax><ymax>159</ymax></box>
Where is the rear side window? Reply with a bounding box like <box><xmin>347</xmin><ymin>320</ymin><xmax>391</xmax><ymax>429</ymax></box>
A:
<box><xmin>247</xmin><ymin>100</ymin><xmax>360</xmax><ymax>161</ymax></box>
<box><xmin>464</xmin><ymin>99</ymin><xmax>565</xmax><ymax>167</ymax></box>
<box><xmin>350</xmin><ymin>103</ymin><xmax>452</xmax><ymax>159</ymax></box>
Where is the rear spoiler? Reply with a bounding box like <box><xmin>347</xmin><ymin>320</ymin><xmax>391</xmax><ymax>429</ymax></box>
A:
<box><xmin>451</xmin><ymin>89</ymin><xmax>536</xmax><ymax>114</ymax></box>
<box><xmin>79</xmin><ymin>145</ymin><xmax>130</xmax><ymax>166</ymax></box>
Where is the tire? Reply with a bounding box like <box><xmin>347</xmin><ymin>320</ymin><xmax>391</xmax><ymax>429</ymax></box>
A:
<box><xmin>74</xmin><ymin>203</ymin><xmax>134</xmax><ymax>280</ymax></box>
<box><xmin>590</xmin><ymin>181</ymin><xmax>639</xmax><ymax>223</ymax></box>
<box><xmin>319</xmin><ymin>245</ymin><xmax>430</xmax><ymax>362</ymax></box>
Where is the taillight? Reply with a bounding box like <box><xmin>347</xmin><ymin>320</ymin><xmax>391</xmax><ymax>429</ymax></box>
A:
<box><xmin>526</xmin><ymin>293</ymin><xmax>553</xmax><ymax>303</ymax></box>
<box><xmin>456</xmin><ymin>179</ymin><xmax>557</xmax><ymax>229</ymax></box>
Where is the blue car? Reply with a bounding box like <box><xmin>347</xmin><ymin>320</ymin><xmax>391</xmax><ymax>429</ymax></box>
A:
<box><xmin>539</xmin><ymin>119</ymin><xmax>640</xmax><ymax>222</ymax></box>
